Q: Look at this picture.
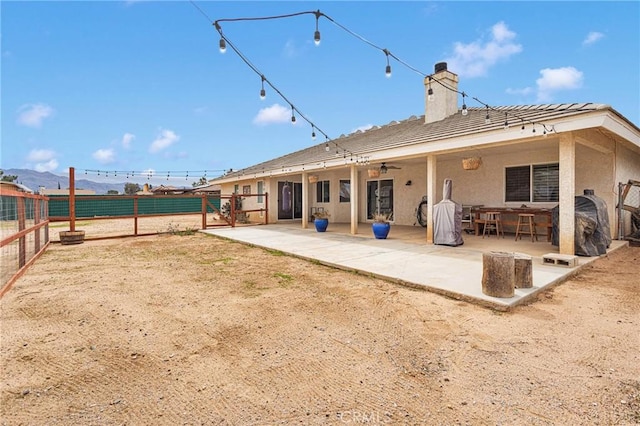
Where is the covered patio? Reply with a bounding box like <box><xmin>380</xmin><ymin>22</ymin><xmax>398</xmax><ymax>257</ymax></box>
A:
<box><xmin>202</xmin><ymin>222</ymin><xmax>627</xmax><ymax>310</ymax></box>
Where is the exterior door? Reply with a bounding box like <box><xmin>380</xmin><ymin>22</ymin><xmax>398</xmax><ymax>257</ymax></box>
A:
<box><xmin>277</xmin><ymin>181</ymin><xmax>303</xmax><ymax>220</ymax></box>
<box><xmin>367</xmin><ymin>179</ymin><xmax>394</xmax><ymax>220</ymax></box>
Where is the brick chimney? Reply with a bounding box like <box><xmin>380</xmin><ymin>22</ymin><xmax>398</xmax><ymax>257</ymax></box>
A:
<box><xmin>424</xmin><ymin>62</ymin><xmax>459</xmax><ymax>124</ymax></box>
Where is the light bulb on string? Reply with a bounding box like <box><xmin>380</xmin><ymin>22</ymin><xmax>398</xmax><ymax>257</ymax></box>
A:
<box><xmin>485</xmin><ymin>107</ymin><xmax>491</xmax><ymax>124</ymax></box>
<box><xmin>311</xmin><ymin>126</ymin><xmax>317</xmax><ymax>140</ymax></box>
<box><xmin>291</xmin><ymin>105</ymin><xmax>296</xmax><ymax>123</ymax></box>
<box><xmin>520</xmin><ymin>120</ymin><xmax>525</xmax><ymax>134</ymax></box>
<box><xmin>427</xmin><ymin>76</ymin><xmax>434</xmax><ymax>101</ymax></box>
<box><xmin>215</xmin><ymin>23</ymin><xmax>226</xmax><ymax>54</ymax></box>
<box><xmin>383</xmin><ymin>49</ymin><xmax>392</xmax><ymax>78</ymax></box>
<box><xmin>503</xmin><ymin>113</ymin><xmax>509</xmax><ymax>130</ymax></box>
<box><xmin>325</xmin><ymin>143</ymin><xmax>330</xmax><ymax>152</ymax></box>
<box><xmin>260</xmin><ymin>75</ymin><xmax>266</xmax><ymax>100</ymax></box>
<box><xmin>461</xmin><ymin>93</ymin><xmax>468</xmax><ymax>116</ymax></box>
<box><xmin>314</xmin><ymin>10</ymin><xmax>321</xmax><ymax>46</ymax></box>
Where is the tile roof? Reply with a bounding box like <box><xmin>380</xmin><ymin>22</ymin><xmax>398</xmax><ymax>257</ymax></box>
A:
<box><xmin>220</xmin><ymin>103</ymin><xmax>611</xmax><ymax>179</ymax></box>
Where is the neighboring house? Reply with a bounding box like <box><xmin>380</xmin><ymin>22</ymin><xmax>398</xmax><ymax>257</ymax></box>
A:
<box><xmin>1</xmin><ymin>181</ymin><xmax>34</xmax><ymax>193</ymax></box>
<box><xmin>39</xmin><ymin>188</ymin><xmax>95</xmax><ymax>196</ymax></box>
<box><xmin>209</xmin><ymin>63</ymin><xmax>640</xmax><ymax>256</ymax></box>
<box><xmin>185</xmin><ymin>183</ymin><xmax>222</xmax><ymax>195</ymax></box>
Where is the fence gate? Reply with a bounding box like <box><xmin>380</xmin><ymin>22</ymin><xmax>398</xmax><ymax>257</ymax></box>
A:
<box><xmin>618</xmin><ymin>179</ymin><xmax>640</xmax><ymax>243</ymax></box>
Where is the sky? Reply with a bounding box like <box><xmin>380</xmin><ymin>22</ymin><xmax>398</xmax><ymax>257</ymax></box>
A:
<box><xmin>2</xmin><ymin>1</ymin><xmax>639</xmax><ymax>185</ymax></box>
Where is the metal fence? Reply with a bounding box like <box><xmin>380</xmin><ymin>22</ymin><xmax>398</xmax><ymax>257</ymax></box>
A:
<box><xmin>47</xmin><ymin>193</ymin><xmax>268</xmax><ymax>242</ymax></box>
<box><xmin>0</xmin><ymin>189</ymin><xmax>49</xmax><ymax>296</ymax></box>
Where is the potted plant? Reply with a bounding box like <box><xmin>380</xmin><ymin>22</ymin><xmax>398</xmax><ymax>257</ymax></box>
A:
<box><xmin>313</xmin><ymin>210</ymin><xmax>330</xmax><ymax>232</ymax></box>
<box><xmin>371</xmin><ymin>213</ymin><xmax>391</xmax><ymax>239</ymax></box>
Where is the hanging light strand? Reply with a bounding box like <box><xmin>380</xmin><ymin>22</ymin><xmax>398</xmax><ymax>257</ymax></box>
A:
<box><xmin>194</xmin><ymin>3</ymin><xmax>559</xmax><ymax>177</ymax></box>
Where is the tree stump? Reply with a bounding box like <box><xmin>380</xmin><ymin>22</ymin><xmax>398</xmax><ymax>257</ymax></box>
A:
<box><xmin>482</xmin><ymin>251</ymin><xmax>515</xmax><ymax>298</ymax></box>
<box><xmin>514</xmin><ymin>254</ymin><xmax>533</xmax><ymax>289</ymax></box>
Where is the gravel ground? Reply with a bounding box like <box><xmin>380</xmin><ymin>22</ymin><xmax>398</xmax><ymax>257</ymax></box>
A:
<box><xmin>1</xmin><ymin>233</ymin><xmax>638</xmax><ymax>425</ymax></box>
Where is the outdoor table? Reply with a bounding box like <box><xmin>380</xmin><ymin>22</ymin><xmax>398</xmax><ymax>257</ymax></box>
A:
<box><xmin>472</xmin><ymin>207</ymin><xmax>553</xmax><ymax>241</ymax></box>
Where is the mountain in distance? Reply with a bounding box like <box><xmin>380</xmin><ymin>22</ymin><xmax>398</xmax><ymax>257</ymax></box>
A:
<box><xmin>4</xmin><ymin>168</ymin><xmax>130</xmax><ymax>195</ymax></box>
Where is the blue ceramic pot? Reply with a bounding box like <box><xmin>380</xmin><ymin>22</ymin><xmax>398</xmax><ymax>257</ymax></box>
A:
<box><xmin>315</xmin><ymin>218</ymin><xmax>329</xmax><ymax>232</ymax></box>
<box><xmin>372</xmin><ymin>222</ymin><xmax>390</xmax><ymax>239</ymax></box>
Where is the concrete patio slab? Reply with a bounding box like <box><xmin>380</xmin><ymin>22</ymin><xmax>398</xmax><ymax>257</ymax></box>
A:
<box><xmin>201</xmin><ymin>224</ymin><xmax>627</xmax><ymax>310</ymax></box>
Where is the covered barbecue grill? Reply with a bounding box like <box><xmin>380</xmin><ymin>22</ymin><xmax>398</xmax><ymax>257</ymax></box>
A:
<box><xmin>433</xmin><ymin>178</ymin><xmax>464</xmax><ymax>246</ymax></box>
<box><xmin>552</xmin><ymin>189</ymin><xmax>611</xmax><ymax>256</ymax></box>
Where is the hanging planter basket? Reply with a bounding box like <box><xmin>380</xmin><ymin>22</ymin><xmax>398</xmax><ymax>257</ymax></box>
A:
<box><xmin>368</xmin><ymin>169</ymin><xmax>380</xmax><ymax>178</ymax></box>
<box><xmin>308</xmin><ymin>175</ymin><xmax>319</xmax><ymax>184</ymax></box>
<box><xmin>462</xmin><ymin>157</ymin><xmax>482</xmax><ymax>170</ymax></box>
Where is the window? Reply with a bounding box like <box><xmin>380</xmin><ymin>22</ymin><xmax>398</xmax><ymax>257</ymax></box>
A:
<box><xmin>316</xmin><ymin>180</ymin><xmax>330</xmax><ymax>203</ymax></box>
<box><xmin>242</xmin><ymin>185</ymin><xmax>251</xmax><ymax>195</ymax></box>
<box><xmin>339</xmin><ymin>180</ymin><xmax>350</xmax><ymax>202</ymax></box>
<box><xmin>505</xmin><ymin>163</ymin><xmax>559</xmax><ymax>203</ymax></box>
<box><xmin>233</xmin><ymin>184</ymin><xmax>239</xmax><ymax>194</ymax></box>
<box><xmin>257</xmin><ymin>181</ymin><xmax>264</xmax><ymax>203</ymax></box>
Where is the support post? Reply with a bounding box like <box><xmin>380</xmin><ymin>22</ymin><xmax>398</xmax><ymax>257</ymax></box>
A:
<box><xmin>302</xmin><ymin>172</ymin><xmax>309</xmax><ymax>229</ymax></box>
<box><xmin>426</xmin><ymin>155</ymin><xmax>436</xmax><ymax>243</ymax></box>
<box><xmin>350</xmin><ymin>164</ymin><xmax>358</xmax><ymax>235</ymax></box>
<box><xmin>559</xmin><ymin>134</ymin><xmax>576</xmax><ymax>255</ymax></box>
<box><xmin>69</xmin><ymin>167</ymin><xmax>76</xmax><ymax>232</ymax></box>
<box><xmin>202</xmin><ymin>194</ymin><xmax>207</xmax><ymax>229</ymax></box>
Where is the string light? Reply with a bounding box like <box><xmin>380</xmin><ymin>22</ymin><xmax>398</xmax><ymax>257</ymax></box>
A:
<box><xmin>260</xmin><ymin>75</ymin><xmax>266</xmax><ymax>100</ymax></box>
<box><xmin>461</xmin><ymin>93</ymin><xmax>468</xmax><ymax>116</ymax></box>
<box><xmin>215</xmin><ymin>22</ymin><xmax>226</xmax><ymax>53</ymax></box>
<box><xmin>484</xmin><ymin>106</ymin><xmax>491</xmax><ymax>124</ymax></box>
<box><xmin>312</xmin><ymin>126</ymin><xmax>317</xmax><ymax>140</ymax></box>
<box><xmin>202</xmin><ymin>6</ymin><xmax>559</xmax><ymax>178</ymax></box>
<box><xmin>383</xmin><ymin>49</ymin><xmax>392</xmax><ymax>78</ymax></box>
<box><xmin>314</xmin><ymin>10</ymin><xmax>321</xmax><ymax>46</ymax></box>
<box><xmin>503</xmin><ymin>113</ymin><xmax>509</xmax><ymax>130</ymax></box>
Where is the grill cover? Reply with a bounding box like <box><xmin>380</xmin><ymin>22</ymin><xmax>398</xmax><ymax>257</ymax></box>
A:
<box><xmin>552</xmin><ymin>191</ymin><xmax>611</xmax><ymax>256</ymax></box>
<box><xmin>433</xmin><ymin>179</ymin><xmax>464</xmax><ymax>246</ymax></box>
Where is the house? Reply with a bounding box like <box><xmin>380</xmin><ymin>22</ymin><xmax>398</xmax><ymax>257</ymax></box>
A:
<box><xmin>0</xmin><ymin>181</ymin><xmax>34</xmax><ymax>193</ymax></box>
<box><xmin>39</xmin><ymin>187</ymin><xmax>95</xmax><ymax>196</ymax></box>
<box><xmin>209</xmin><ymin>62</ymin><xmax>640</xmax><ymax>256</ymax></box>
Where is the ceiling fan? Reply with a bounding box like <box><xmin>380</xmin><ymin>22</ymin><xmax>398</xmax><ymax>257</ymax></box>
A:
<box><xmin>379</xmin><ymin>162</ymin><xmax>401</xmax><ymax>174</ymax></box>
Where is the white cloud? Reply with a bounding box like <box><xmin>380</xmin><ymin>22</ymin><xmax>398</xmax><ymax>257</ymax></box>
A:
<box><xmin>17</xmin><ymin>103</ymin><xmax>54</xmax><ymax>128</ymax></box>
<box><xmin>536</xmin><ymin>67</ymin><xmax>584</xmax><ymax>102</ymax></box>
<box><xmin>444</xmin><ymin>21</ymin><xmax>522</xmax><ymax>78</ymax></box>
<box><xmin>26</xmin><ymin>149</ymin><xmax>59</xmax><ymax>172</ymax></box>
<box><xmin>92</xmin><ymin>148</ymin><xmax>116</xmax><ymax>164</ymax></box>
<box><xmin>283</xmin><ymin>39</ymin><xmax>301</xmax><ymax>58</ymax></box>
<box><xmin>583</xmin><ymin>31</ymin><xmax>604</xmax><ymax>46</ymax></box>
<box><xmin>34</xmin><ymin>159</ymin><xmax>59</xmax><ymax>173</ymax></box>
<box><xmin>253</xmin><ymin>103</ymin><xmax>291</xmax><ymax>125</ymax></box>
<box><xmin>506</xmin><ymin>87</ymin><xmax>534</xmax><ymax>96</ymax></box>
<box><xmin>149</xmin><ymin>129</ymin><xmax>180</xmax><ymax>153</ymax></box>
<box><xmin>27</xmin><ymin>148</ymin><xmax>56</xmax><ymax>162</ymax></box>
<box><xmin>121</xmin><ymin>133</ymin><xmax>135</xmax><ymax>149</ymax></box>
<box><xmin>351</xmin><ymin>124</ymin><xmax>373</xmax><ymax>134</ymax></box>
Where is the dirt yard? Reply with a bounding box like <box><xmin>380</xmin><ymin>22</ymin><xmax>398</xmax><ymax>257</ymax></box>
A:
<box><xmin>1</xmin><ymin>232</ymin><xmax>638</xmax><ymax>425</ymax></box>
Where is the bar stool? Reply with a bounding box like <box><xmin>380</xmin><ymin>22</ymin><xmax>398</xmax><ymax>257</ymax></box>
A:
<box><xmin>515</xmin><ymin>213</ymin><xmax>538</xmax><ymax>242</ymax></box>
<box><xmin>482</xmin><ymin>211</ymin><xmax>503</xmax><ymax>238</ymax></box>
